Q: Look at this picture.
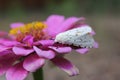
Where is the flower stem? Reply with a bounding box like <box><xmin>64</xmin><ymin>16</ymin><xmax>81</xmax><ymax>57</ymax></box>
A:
<box><xmin>33</xmin><ymin>68</ymin><xmax>43</xmax><ymax>80</ymax></box>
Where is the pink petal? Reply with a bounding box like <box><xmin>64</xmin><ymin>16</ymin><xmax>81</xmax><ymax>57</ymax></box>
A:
<box><xmin>0</xmin><ymin>58</ymin><xmax>14</xmax><ymax>76</ymax></box>
<box><xmin>76</xmin><ymin>48</ymin><xmax>89</xmax><ymax>54</ymax></box>
<box><xmin>0</xmin><ymin>50</ymin><xmax>12</xmax><ymax>57</ymax></box>
<box><xmin>45</xmin><ymin>15</ymin><xmax>83</xmax><ymax>37</ymax></box>
<box><xmin>0</xmin><ymin>45</ymin><xmax>11</xmax><ymax>52</ymax></box>
<box><xmin>0</xmin><ymin>52</ymin><xmax>19</xmax><ymax>76</ymax></box>
<box><xmin>0</xmin><ymin>50</ymin><xmax>19</xmax><ymax>76</ymax></box>
<box><xmin>0</xmin><ymin>62</ymin><xmax>10</xmax><ymax>76</ymax></box>
<box><xmin>51</xmin><ymin>57</ymin><xmax>79</xmax><ymax>76</ymax></box>
<box><xmin>23</xmin><ymin>35</ymin><xmax>34</xmax><ymax>46</ymax></box>
<box><xmin>10</xmin><ymin>23</ymin><xmax>24</xmax><ymax>29</ymax></box>
<box><xmin>33</xmin><ymin>46</ymin><xmax>55</xmax><ymax>59</ymax></box>
<box><xmin>6</xmin><ymin>63</ymin><xmax>28</xmax><ymax>80</ymax></box>
<box><xmin>90</xmin><ymin>30</ymin><xmax>96</xmax><ymax>35</ymax></box>
<box><xmin>69</xmin><ymin>17</ymin><xmax>86</xmax><ymax>29</ymax></box>
<box><xmin>58</xmin><ymin>17</ymin><xmax>79</xmax><ymax>32</ymax></box>
<box><xmin>0</xmin><ymin>53</ymin><xmax>20</xmax><ymax>76</ymax></box>
<box><xmin>1</xmin><ymin>40</ymin><xmax>20</xmax><ymax>47</ymax></box>
<box><xmin>23</xmin><ymin>54</ymin><xmax>45</xmax><ymax>72</ymax></box>
<box><xmin>54</xmin><ymin>17</ymin><xmax>85</xmax><ymax>34</ymax></box>
<box><xmin>12</xmin><ymin>47</ymin><xmax>34</xmax><ymax>56</ymax></box>
<box><xmin>49</xmin><ymin>46</ymin><xmax>72</xmax><ymax>53</ymax></box>
<box><xmin>93</xmin><ymin>42</ymin><xmax>99</xmax><ymax>48</ymax></box>
<box><xmin>35</xmin><ymin>40</ymin><xmax>54</xmax><ymax>46</ymax></box>
<box><xmin>45</xmin><ymin>15</ymin><xmax>65</xmax><ymax>37</ymax></box>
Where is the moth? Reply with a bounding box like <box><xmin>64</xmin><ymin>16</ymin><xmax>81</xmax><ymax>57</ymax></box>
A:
<box><xmin>55</xmin><ymin>25</ymin><xmax>95</xmax><ymax>48</ymax></box>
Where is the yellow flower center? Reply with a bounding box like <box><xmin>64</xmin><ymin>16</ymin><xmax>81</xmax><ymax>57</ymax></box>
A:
<box><xmin>9</xmin><ymin>22</ymin><xmax>47</xmax><ymax>42</ymax></box>
<box><xmin>9</xmin><ymin>22</ymin><xmax>46</xmax><ymax>35</ymax></box>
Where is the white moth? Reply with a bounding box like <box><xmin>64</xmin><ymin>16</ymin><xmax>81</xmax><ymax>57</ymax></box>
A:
<box><xmin>55</xmin><ymin>25</ymin><xmax>95</xmax><ymax>48</ymax></box>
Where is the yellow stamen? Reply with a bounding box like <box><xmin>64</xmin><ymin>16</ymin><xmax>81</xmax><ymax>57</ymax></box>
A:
<box><xmin>9</xmin><ymin>22</ymin><xmax>46</xmax><ymax>35</ymax></box>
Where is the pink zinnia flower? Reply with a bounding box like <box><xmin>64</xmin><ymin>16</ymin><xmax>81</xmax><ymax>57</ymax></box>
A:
<box><xmin>0</xmin><ymin>15</ymin><xmax>98</xmax><ymax>80</ymax></box>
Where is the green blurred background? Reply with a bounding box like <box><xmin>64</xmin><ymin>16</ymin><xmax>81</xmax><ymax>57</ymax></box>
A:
<box><xmin>0</xmin><ymin>0</ymin><xmax>120</xmax><ymax>80</ymax></box>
